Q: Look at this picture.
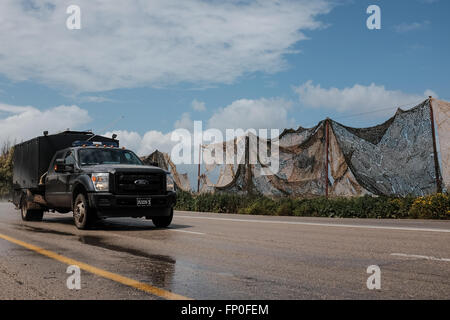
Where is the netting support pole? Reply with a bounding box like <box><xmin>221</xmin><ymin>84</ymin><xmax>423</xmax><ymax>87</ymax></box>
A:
<box><xmin>197</xmin><ymin>145</ymin><xmax>201</xmax><ymax>193</ymax></box>
<box><xmin>245</xmin><ymin>135</ymin><xmax>251</xmax><ymax>194</ymax></box>
<box><xmin>428</xmin><ymin>97</ymin><xmax>442</xmax><ymax>193</ymax></box>
<box><xmin>325</xmin><ymin>119</ymin><xmax>330</xmax><ymax>198</ymax></box>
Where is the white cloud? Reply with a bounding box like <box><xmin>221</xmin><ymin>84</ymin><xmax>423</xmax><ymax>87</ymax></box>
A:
<box><xmin>424</xmin><ymin>89</ymin><xmax>439</xmax><ymax>99</ymax></box>
<box><xmin>0</xmin><ymin>0</ymin><xmax>332</xmax><ymax>92</ymax></box>
<box><xmin>106</xmin><ymin>96</ymin><xmax>295</xmax><ymax>156</ymax></box>
<box><xmin>104</xmin><ymin>129</ymin><xmax>183</xmax><ymax>156</ymax></box>
<box><xmin>191</xmin><ymin>99</ymin><xmax>206</xmax><ymax>112</ymax></box>
<box><xmin>102</xmin><ymin>130</ymin><xmax>143</xmax><ymax>153</ymax></box>
<box><xmin>294</xmin><ymin>81</ymin><xmax>435</xmax><ymax>114</ymax></box>
<box><xmin>174</xmin><ymin>112</ymin><xmax>194</xmax><ymax>131</ymax></box>
<box><xmin>0</xmin><ymin>96</ymin><xmax>293</xmax><ymax>165</ymax></box>
<box><xmin>417</xmin><ymin>0</ymin><xmax>439</xmax><ymax>4</ymax></box>
<box><xmin>207</xmin><ymin>98</ymin><xmax>294</xmax><ymax>131</ymax></box>
<box><xmin>78</xmin><ymin>96</ymin><xmax>114</xmax><ymax>103</ymax></box>
<box><xmin>105</xmin><ymin>111</ymin><xmax>194</xmax><ymax>156</ymax></box>
<box><xmin>0</xmin><ymin>103</ymin><xmax>91</xmax><ymax>146</ymax></box>
<box><xmin>140</xmin><ymin>130</ymin><xmax>179</xmax><ymax>155</ymax></box>
<box><xmin>394</xmin><ymin>21</ymin><xmax>430</xmax><ymax>33</ymax></box>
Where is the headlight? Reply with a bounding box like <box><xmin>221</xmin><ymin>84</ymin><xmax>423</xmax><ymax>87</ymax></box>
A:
<box><xmin>91</xmin><ymin>173</ymin><xmax>109</xmax><ymax>192</ymax></box>
<box><xmin>166</xmin><ymin>174</ymin><xmax>175</xmax><ymax>192</ymax></box>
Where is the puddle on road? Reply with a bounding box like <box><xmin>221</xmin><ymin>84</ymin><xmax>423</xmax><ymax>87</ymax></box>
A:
<box><xmin>91</xmin><ymin>219</ymin><xmax>157</xmax><ymax>231</ymax></box>
<box><xmin>78</xmin><ymin>235</ymin><xmax>179</xmax><ymax>291</ymax></box>
<box><xmin>78</xmin><ymin>235</ymin><xmax>176</xmax><ymax>264</ymax></box>
<box><xmin>14</xmin><ymin>225</ymin><xmax>74</xmax><ymax>237</ymax></box>
<box><xmin>6</xmin><ymin>222</ymin><xmax>234</xmax><ymax>298</ymax></box>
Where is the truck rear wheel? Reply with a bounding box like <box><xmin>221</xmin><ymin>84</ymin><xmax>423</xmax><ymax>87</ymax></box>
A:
<box><xmin>20</xmin><ymin>198</ymin><xmax>44</xmax><ymax>222</ymax></box>
<box><xmin>152</xmin><ymin>209</ymin><xmax>173</xmax><ymax>228</ymax></box>
<box><xmin>73</xmin><ymin>193</ymin><xmax>95</xmax><ymax>230</ymax></box>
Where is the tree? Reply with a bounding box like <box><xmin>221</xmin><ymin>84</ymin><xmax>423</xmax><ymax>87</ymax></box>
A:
<box><xmin>0</xmin><ymin>142</ymin><xmax>14</xmax><ymax>198</ymax></box>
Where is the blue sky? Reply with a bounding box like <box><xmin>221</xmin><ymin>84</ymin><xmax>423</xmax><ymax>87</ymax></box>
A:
<box><xmin>0</xmin><ymin>0</ymin><xmax>449</xmax><ymax>155</ymax></box>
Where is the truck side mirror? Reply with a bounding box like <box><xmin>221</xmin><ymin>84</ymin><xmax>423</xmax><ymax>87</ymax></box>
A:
<box><xmin>54</xmin><ymin>159</ymin><xmax>65</xmax><ymax>172</ymax></box>
<box><xmin>54</xmin><ymin>159</ymin><xmax>74</xmax><ymax>173</ymax></box>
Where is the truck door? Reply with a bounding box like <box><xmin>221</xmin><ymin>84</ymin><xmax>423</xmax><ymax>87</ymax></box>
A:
<box><xmin>59</xmin><ymin>150</ymin><xmax>76</xmax><ymax>208</ymax></box>
<box><xmin>45</xmin><ymin>150</ymin><xmax>66</xmax><ymax>208</ymax></box>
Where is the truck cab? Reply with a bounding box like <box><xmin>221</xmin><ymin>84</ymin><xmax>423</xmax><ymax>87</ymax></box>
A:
<box><xmin>13</xmin><ymin>131</ymin><xmax>176</xmax><ymax>230</ymax></box>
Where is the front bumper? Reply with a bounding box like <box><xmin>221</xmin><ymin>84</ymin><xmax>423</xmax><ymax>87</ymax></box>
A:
<box><xmin>88</xmin><ymin>191</ymin><xmax>176</xmax><ymax>218</ymax></box>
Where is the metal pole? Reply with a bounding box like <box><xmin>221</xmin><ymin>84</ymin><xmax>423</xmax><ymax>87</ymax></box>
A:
<box><xmin>197</xmin><ymin>144</ymin><xmax>201</xmax><ymax>193</ymax></box>
<box><xmin>428</xmin><ymin>97</ymin><xmax>442</xmax><ymax>193</ymax></box>
<box><xmin>245</xmin><ymin>135</ymin><xmax>251</xmax><ymax>193</ymax></box>
<box><xmin>325</xmin><ymin>120</ymin><xmax>329</xmax><ymax>198</ymax></box>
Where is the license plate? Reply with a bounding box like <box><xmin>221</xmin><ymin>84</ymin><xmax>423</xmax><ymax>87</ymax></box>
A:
<box><xmin>137</xmin><ymin>198</ymin><xmax>152</xmax><ymax>207</ymax></box>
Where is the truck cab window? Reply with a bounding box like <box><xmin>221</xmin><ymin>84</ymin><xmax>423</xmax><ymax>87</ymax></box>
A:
<box><xmin>78</xmin><ymin>148</ymin><xmax>142</xmax><ymax>166</ymax></box>
<box><xmin>65</xmin><ymin>151</ymin><xmax>76</xmax><ymax>165</ymax></box>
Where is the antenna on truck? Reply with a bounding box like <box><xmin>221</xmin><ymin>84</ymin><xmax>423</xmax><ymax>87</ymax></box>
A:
<box><xmin>87</xmin><ymin>115</ymin><xmax>125</xmax><ymax>142</ymax></box>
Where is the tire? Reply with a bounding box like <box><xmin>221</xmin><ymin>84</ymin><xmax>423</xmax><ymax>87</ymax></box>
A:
<box><xmin>20</xmin><ymin>198</ymin><xmax>44</xmax><ymax>222</ymax></box>
<box><xmin>152</xmin><ymin>208</ymin><xmax>173</xmax><ymax>228</ymax></box>
<box><xmin>73</xmin><ymin>193</ymin><xmax>96</xmax><ymax>230</ymax></box>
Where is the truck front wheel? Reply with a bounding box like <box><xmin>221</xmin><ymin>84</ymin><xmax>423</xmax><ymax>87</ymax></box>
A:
<box><xmin>20</xmin><ymin>198</ymin><xmax>43</xmax><ymax>222</ymax></box>
<box><xmin>73</xmin><ymin>193</ymin><xmax>95</xmax><ymax>230</ymax></box>
<box><xmin>152</xmin><ymin>209</ymin><xmax>173</xmax><ymax>228</ymax></box>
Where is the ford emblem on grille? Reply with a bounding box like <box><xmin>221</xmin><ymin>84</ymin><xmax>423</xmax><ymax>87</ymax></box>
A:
<box><xmin>134</xmin><ymin>179</ymin><xmax>149</xmax><ymax>186</ymax></box>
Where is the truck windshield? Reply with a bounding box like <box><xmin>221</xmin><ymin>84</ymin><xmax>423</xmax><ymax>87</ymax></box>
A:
<box><xmin>78</xmin><ymin>148</ymin><xmax>143</xmax><ymax>166</ymax></box>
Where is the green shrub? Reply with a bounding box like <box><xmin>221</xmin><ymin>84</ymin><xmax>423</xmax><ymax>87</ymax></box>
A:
<box><xmin>409</xmin><ymin>193</ymin><xmax>450</xmax><ymax>219</ymax></box>
<box><xmin>175</xmin><ymin>190</ymin><xmax>196</xmax><ymax>211</ymax></box>
<box><xmin>276</xmin><ymin>199</ymin><xmax>294</xmax><ymax>216</ymax></box>
<box><xmin>0</xmin><ymin>145</ymin><xmax>14</xmax><ymax>199</ymax></box>
<box><xmin>174</xmin><ymin>190</ymin><xmax>449</xmax><ymax>220</ymax></box>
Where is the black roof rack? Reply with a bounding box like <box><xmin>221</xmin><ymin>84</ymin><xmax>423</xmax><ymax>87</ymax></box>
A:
<box><xmin>58</xmin><ymin>130</ymin><xmax>94</xmax><ymax>135</ymax></box>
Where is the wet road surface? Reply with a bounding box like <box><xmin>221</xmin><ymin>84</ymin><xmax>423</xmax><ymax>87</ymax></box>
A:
<box><xmin>0</xmin><ymin>202</ymin><xmax>449</xmax><ymax>299</ymax></box>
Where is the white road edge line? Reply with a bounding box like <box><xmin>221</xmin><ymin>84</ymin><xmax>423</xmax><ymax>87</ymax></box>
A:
<box><xmin>391</xmin><ymin>253</ymin><xmax>450</xmax><ymax>262</ymax></box>
<box><xmin>169</xmin><ymin>229</ymin><xmax>205</xmax><ymax>235</ymax></box>
<box><xmin>175</xmin><ymin>215</ymin><xmax>450</xmax><ymax>233</ymax></box>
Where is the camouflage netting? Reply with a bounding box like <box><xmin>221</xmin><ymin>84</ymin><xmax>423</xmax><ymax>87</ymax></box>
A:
<box><xmin>251</xmin><ymin>124</ymin><xmax>328</xmax><ymax>197</ymax></box>
<box><xmin>141</xmin><ymin>150</ymin><xmax>191</xmax><ymax>192</ymax></box>
<box><xmin>200</xmin><ymin>135</ymin><xmax>246</xmax><ymax>193</ymax></box>
<box><xmin>431</xmin><ymin>99</ymin><xmax>450</xmax><ymax>191</ymax></box>
<box><xmin>331</xmin><ymin>100</ymin><xmax>437</xmax><ymax>196</ymax></box>
<box><xmin>328</xmin><ymin>124</ymin><xmax>371</xmax><ymax>197</ymax></box>
<box><xmin>143</xmin><ymin>99</ymin><xmax>448</xmax><ymax>197</ymax></box>
<box><xmin>197</xmin><ymin>123</ymin><xmax>328</xmax><ymax>196</ymax></box>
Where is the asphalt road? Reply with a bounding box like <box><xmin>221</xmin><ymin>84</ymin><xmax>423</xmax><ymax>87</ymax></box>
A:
<box><xmin>0</xmin><ymin>201</ymin><xmax>449</xmax><ymax>300</ymax></box>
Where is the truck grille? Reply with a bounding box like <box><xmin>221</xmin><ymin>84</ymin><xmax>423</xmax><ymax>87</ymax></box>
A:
<box><xmin>115</xmin><ymin>172</ymin><xmax>165</xmax><ymax>195</ymax></box>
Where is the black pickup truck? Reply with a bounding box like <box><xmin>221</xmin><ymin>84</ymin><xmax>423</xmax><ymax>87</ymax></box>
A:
<box><xmin>12</xmin><ymin>131</ymin><xmax>176</xmax><ymax>229</ymax></box>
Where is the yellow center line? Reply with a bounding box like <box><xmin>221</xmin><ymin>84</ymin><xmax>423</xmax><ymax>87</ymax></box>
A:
<box><xmin>0</xmin><ymin>232</ymin><xmax>191</xmax><ymax>300</ymax></box>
